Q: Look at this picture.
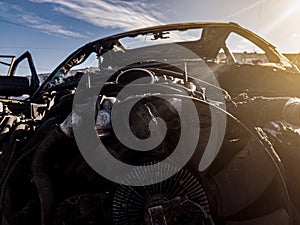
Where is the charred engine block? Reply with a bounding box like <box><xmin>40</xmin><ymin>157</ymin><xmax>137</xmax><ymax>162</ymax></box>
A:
<box><xmin>0</xmin><ymin>66</ymin><xmax>295</xmax><ymax>225</ymax></box>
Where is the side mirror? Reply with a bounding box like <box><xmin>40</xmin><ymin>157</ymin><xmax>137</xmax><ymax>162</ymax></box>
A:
<box><xmin>0</xmin><ymin>76</ymin><xmax>33</xmax><ymax>96</ymax></box>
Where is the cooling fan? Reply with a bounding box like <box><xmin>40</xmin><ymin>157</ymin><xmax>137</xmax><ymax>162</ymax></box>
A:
<box><xmin>112</xmin><ymin>163</ymin><xmax>214</xmax><ymax>225</ymax></box>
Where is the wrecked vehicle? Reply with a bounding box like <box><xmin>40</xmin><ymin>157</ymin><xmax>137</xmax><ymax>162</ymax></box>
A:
<box><xmin>1</xmin><ymin>22</ymin><xmax>300</xmax><ymax>225</ymax></box>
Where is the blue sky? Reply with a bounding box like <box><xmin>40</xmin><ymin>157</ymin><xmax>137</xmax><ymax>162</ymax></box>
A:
<box><xmin>1</xmin><ymin>0</ymin><xmax>300</xmax><ymax>75</ymax></box>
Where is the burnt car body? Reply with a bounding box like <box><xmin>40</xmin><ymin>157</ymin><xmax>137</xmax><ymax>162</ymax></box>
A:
<box><xmin>1</xmin><ymin>22</ymin><xmax>300</xmax><ymax>225</ymax></box>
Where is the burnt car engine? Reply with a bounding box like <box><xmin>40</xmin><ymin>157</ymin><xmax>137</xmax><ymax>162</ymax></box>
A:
<box><xmin>0</xmin><ymin>65</ymin><xmax>295</xmax><ymax>225</ymax></box>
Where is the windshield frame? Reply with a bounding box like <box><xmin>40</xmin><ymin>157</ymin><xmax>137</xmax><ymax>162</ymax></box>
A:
<box><xmin>31</xmin><ymin>22</ymin><xmax>297</xmax><ymax>100</ymax></box>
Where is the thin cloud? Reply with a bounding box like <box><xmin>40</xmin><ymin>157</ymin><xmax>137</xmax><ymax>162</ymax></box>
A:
<box><xmin>30</xmin><ymin>0</ymin><xmax>164</xmax><ymax>30</ymax></box>
<box><xmin>20</xmin><ymin>14</ymin><xmax>85</xmax><ymax>38</ymax></box>
<box><xmin>0</xmin><ymin>2</ymin><xmax>85</xmax><ymax>38</ymax></box>
<box><xmin>222</xmin><ymin>1</ymin><xmax>263</xmax><ymax>20</ymax></box>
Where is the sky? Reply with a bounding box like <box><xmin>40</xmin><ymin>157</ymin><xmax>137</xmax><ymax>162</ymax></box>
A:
<box><xmin>1</xmin><ymin>0</ymin><xmax>300</xmax><ymax>75</ymax></box>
